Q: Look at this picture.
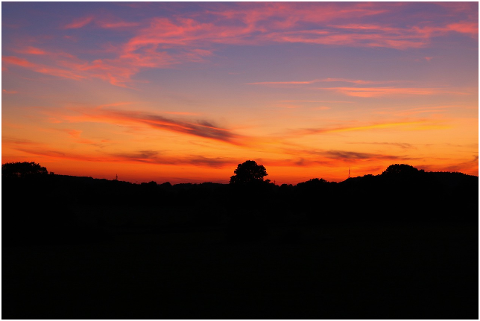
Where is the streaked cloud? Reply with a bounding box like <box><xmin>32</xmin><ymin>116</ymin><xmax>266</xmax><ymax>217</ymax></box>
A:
<box><xmin>64</xmin><ymin>15</ymin><xmax>94</xmax><ymax>29</ymax></box>
<box><xmin>248</xmin><ymin>79</ymin><xmax>320</xmax><ymax>85</ymax></box>
<box><xmin>347</xmin><ymin>142</ymin><xmax>414</xmax><ymax>150</ymax></box>
<box><xmin>317</xmin><ymin>87</ymin><xmax>458</xmax><ymax>98</ymax></box>
<box><xmin>15</xmin><ymin>46</ymin><xmax>46</xmax><ymax>55</ymax></box>
<box><xmin>292</xmin><ymin>120</ymin><xmax>441</xmax><ymax>136</ymax></box>
<box><xmin>113</xmin><ymin>152</ymin><xmax>235</xmax><ymax>168</ymax></box>
<box><xmin>249</xmin><ymin>78</ymin><xmax>400</xmax><ymax>87</ymax></box>
<box><xmin>5</xmin><ymin>2</ymin><xmax>474</xmax><ymax>88</ymax></box>
<box><xmin>2</xmin><ymin>89</ymin><xmax>18</xmax><ymax>94</ymax></box>
<box><xmin>57</xmin><ymin>107</ymin><xmax>249</xmax><ymax>146</ymax></box>
<box><xmin>277</xmin><ymin>146</ymin><xmax>413</xmax><ymax>166</ymax></box>
<box><xmin>3</xmin><ymin>55</ymin><xmax>86</xmax><ymax>80</ymax></box>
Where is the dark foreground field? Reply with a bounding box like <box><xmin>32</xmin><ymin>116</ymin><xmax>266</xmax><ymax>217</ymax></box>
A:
<box><xmin>3</xmin><ymin>223</ymin><xmax>477</xmax><ymax>319</ymax></box>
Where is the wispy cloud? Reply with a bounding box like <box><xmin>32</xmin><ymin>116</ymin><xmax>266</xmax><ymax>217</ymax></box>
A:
<box><xmin>278</xmin><ymin>100</ymin><xmax>354</xmax><ymax>103</ymax></box>
<box><xmin>249</xmin><ymin>78</ymin><xmax>400</xmax><ymax>87</ymax></box>
<box><xmin>248</xmin><ymin>79</ymin><xmax>320</xmax><ymax>85</ymax></box>
<box><xmin>113</xmin><ymin>151</ymin><xmax>235</xmax><ymax>168</ymax></box>
<box><xmin>389</xmin><ymin>106</ymin><xmax>451</xmax><ymax>116</ymax></box>
<box><xmin>97</xmin><ymin>20</ymin><xmax>140</xmax><ymax>29</ymax></box>
<box><xmin>64</xmin><ymin>16</ymin><xmax>94</xmax><ymax>29</ymax></box>
<box><xmin>419</xmin><ymin>155</ymin><xmax>479</xmax><ymax>175</ymax></box>
<box><xmin>4</xmin><ymin>3</ymin><xmax>476</xmax><ymax>87</ymax></box>
<box><xmin>322</xmin><ymin>150</ymin><xmax>408</xmax><ymax>161</ymax></box>
<box><xmin>3</xmin><ymin>55</ymin><xmax>86</xmax><ymax>80</ymax></box>
<box><xmin>291</xmin><ymin>120</ymin><xmax>442</xmax><ymax>137</ymax></box>
<box><xmin>317</xmin><ymin>87</ymin><xmax>457</xmax><ymax>97</ymax></box>
<box><xmin>347</xmin><ymin>142</ymin><xmax>414</xmax><ymax>150</ymax></box>
<box><xmin>15</xmin><ymin>46</ymin><xmax>47</xmax><ymax>55</ymax></box>
<box><xmin>277</xmin><ymin>146</ymin><xmax>412</xmax><ymax>167</ymax></box>
<box><xmin>7</xmin><ymin>142</ymin><xmax>237</xmax><ymax>168</ymax></box>
<box><xmin>2</xmin><ymin>89</ymin><xmax>18</xmax><ymax>94</ymax></box>
<box><xmin>319</xmin><ymin>78</ymin><xmax>400</xmax><ymax>85</ymax></box>
<box><xmin>58</xmin><ymin>107</ymin><xmax>249</xmax><ymax>146</ymax></box>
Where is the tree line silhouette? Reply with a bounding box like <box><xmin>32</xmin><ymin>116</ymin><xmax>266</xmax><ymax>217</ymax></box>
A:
<box><xmin>2</xmin><ymin>160</ymin><xmax>478</xmax><ymax>246</ymax></box>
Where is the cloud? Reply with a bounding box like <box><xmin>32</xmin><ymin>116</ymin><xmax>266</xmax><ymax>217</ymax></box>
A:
<box><xmin>248</xmin><ymin>79</ymin><xmax>320</xmax><ymax>85</ymax></box>
<box><xmin>417</xmin><ymin>155</ymin><xmax>479</xmax><ymax>175</ymax></box>
<box><xmin>64</xmin><ymin>16</ymin><xmax>94</xmax><ymax>29</ymax></box>
<box><xmin>278</xmin><ymin>100</ymin><xmax>354</xmax><ymax>103</ymax></box>
<box><xmin>13</xmin><ymin>144</ymin><xmax>237</xmax><ymax>168</ymax></box>
<box><xmin>262</xmin><ymin>29</ymin><xmax>428</xmax><ymax>50</ymax></box>
<box><xmin>317</xmin><ymin>87</ymin><xmax>451</xmax><ymax>97</ymax></box>
<box><xmin>3</xmin><ymin>56</ymin><xmax>35</xmax><ymax>68</ymax></box>
<box><xmin>292</xmin><ymin>120</ymin><xmax>433</xmax><ymax>136</ymax></box>
<box><xmin>91</xmin><ymin>149</ymin><xmax>236</xmax><ymax>167</ymax></box>
<box><xmin>390</xmin><ymin>106</ymin><xmax>450</xmax><ymax>116</ymax></box>
<box><xmin>3</xmin><ymin>89</ymin><xmax>18</xmax><ymax>94</ymax></box>
<box><xmin>3</xmin><ymin>137</ymin><xmax>39</xmax><ymax>146</ymax></box>
<box><xmin>16</xmin><ymin>46</ymin><xmax>46</xmax><ymax>55</ymax></box>
<box><xmin>112</xmin><ymin>150</ymin><xmax>163</xmax><ymax>163</ymax></box>
<box><xmin>60</xmin><ymin>107</ymin><xmax>249</xmax><ymax>146</ymax></box>
<box><xmin>97</xmin><ymin>21</ymin><xmax>140</xmax><ymax>29</ymax></box>
<box><xmin>322</xmin><ymin>150</ymin><xmax>406</xmax><ymax>161</ymax></box>
<box><xmin>347</xmin><ymin>142</ymin><xmax>414</xmax><ymax>150</ymax></box>
<box><xmin>3</xmin><ymin>55</ymin><xmax>86</xmax><ymax>80</ymax></box>
<box><xmin>4</xmin><ymin>53</ymin><xmax>143</xmax><ymax>86</ymax></box>
<box><xmin>445</xmin><ymin>22</ymin><xmax>478</xmax><ymax>36</ymax></box>
<box><xmin>4</xmin><ymin>2</ymin><xmax>477</xmax><ymax>88</ymax></box>
<box><xmin>320</xmin><ymin>78</ymin><xmax>400</xmax><ymax>85</ymax></box>
<box><xmin>248</xmin><ymin>78</ymin><xmax>399</xmax><ymax>88</ymax></box>
<box><xmin>276</xmin><ymin>146</ymin><xmax>412</xmax><ymax>168</ymax></box>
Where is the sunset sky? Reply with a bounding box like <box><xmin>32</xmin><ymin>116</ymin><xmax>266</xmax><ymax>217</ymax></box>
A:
<box><xmin>2</xmin><ymin>2</ymin><xmax>478</xmax><ymax>184</ymax></box>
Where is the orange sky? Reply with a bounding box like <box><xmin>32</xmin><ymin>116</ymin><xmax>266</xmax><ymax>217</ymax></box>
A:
<box><xmin>2</xmin><ymin>2</ymin><xmax>478</xmax><ymax>184</ymax></box>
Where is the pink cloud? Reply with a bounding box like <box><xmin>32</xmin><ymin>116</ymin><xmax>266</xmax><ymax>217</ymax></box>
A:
<box><xmin>2</xmin><ymin>89</ymin><xmax>18</xmax><ymax>94</ymax></box>
<box><xmin>64</xmin><ymin>16</ymin><xmax>94</xmax><ymax>29</ymax></box>
<box><xmin>3</xmin><ymin>55</ymin><xmax>85</xmax><ymax>80</ymax></box>
<box><xmin>97</xmin><ymin>21</ymin><xmax>140</xmax><ymax>29</ymax></box>
<box><xmin>16</xmin><ymin>46</ymin><xmax>46</xmax><ymax>55</ymax></box>
<box><xmin>320</xmin><ymin>78</ymin><xmax>399</xmax><ymax>85</ymax></box>
<box><xmin>248</xmin><ymin>79</ymin><xmax>320</xmax><ymax>85</ymax></box>
<box><xmin>3</xmin><ymin>56</ymin><xmax>35</xmax><ymax>68</ymax></box>
<box><xmin>446</xmin><ymin>22</ymin><xmax>478</xmax><ymax>35</ymax></box>
<box><xmin>318</xmin><ymin>87</ymin><xmax>452</xmax><ymax>98</ymax></box>
<box><xmin>262</xmin><ymin>29</ymin><xmax>427</xmax><ymax>49</ymax></box>
<box><xmin>4</xmin><ymin>3</ymin><xmax>477</xmax><ymax>88</ymax></box>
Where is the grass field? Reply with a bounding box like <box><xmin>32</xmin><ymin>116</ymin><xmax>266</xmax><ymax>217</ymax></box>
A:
<box><xmin>3</xmin><ymin>223</ymin><xmax>477</xmax><ymax>318</ymax></box>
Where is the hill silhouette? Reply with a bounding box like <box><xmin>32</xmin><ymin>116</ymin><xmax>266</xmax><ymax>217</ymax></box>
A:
<box><xmin>2</xmin><ymin>162</ymin><xmax>478</xmax><ymax>318</ymax></box>
<box><xmin>2</xmin><ymin>162</ymin><xmax>478</xmax><ymax>245</ymax></box>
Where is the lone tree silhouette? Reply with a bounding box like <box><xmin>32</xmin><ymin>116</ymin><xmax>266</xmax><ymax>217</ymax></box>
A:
<box><xmin>2</xmin><ymin>162</ymin><xmax>48</xmax><ymax>179</ymax></box>
<box><xmin>230</xmin><ymin>160</ymin><xmax>268</xmax><ymax>185</ymax></box>
<box><xmin>382</xmin><ymin>164</ymin><xmax>421</xmax><ymax>177</ymax></box>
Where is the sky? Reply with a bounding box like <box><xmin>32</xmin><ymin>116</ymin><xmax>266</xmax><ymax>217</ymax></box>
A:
<box><xmin>2</xmin><ymin>2</ymin><xmax>478</xmax><ymax>185</ymax></box>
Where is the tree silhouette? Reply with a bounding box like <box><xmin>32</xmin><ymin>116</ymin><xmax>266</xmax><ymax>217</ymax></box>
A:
<box><xmin>382</xmin><ymin>164</ymin><xmax>421</xmax><ymax>177</ymax></box>
<box><xmin>2</xmin><ymin>162</ymin><xmax>48</xmax><ymax>179</ymax></box>
<box><xmin>230</xmin><ymin>160</ymin><xmax>268</xmax><ymax>185</ymax></box>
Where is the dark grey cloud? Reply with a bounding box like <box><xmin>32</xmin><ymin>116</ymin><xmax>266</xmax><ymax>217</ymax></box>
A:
<box><xmin>323</xmin><ymin>150</ymin><xmax>406</xmax><ymax>160</ymax></box>
<box><xmin>103</xmin><ymin>109</ymin><xmax>246</xmax><ymax>145</ymax></box>
<box><xmin>347</xmin><ymin>142</ymin><xmax>414</xmax><ymax>149</ymax></box>
<box><xmin>111</xmin><ymin>150</ymin><xmax>234</xmax><ymax>168</ymax></box>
